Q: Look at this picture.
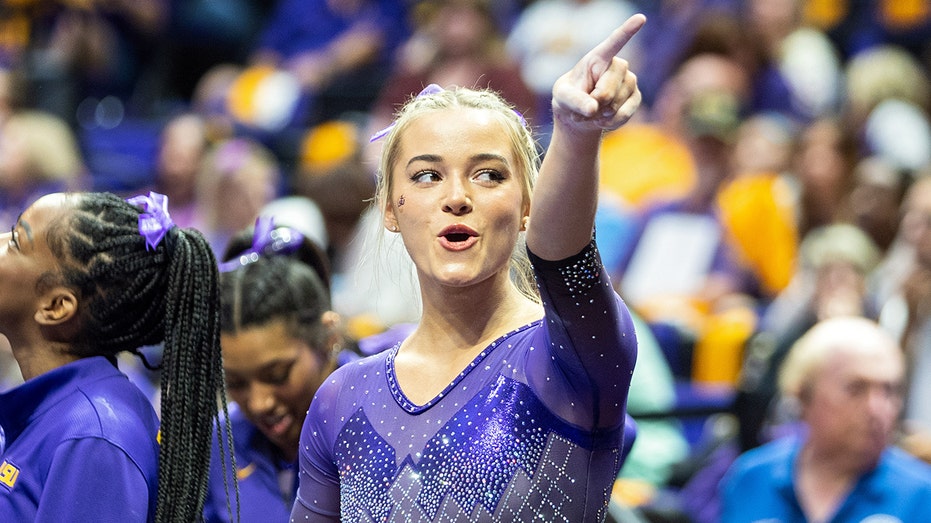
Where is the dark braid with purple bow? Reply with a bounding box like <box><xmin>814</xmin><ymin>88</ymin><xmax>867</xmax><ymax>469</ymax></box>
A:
<box><xmin>219</xmin><ymin>217</ymin><xmax>340</xmax><ymax>360</ymax></box>
<box><xmin>45</xmin><ymin>192</ymin><xmax>239</xmax><ymax>523</ymax></box>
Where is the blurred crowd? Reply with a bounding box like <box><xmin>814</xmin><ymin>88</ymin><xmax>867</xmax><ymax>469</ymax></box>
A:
<box><xmin>3</xmin><ymin>0</ymin><xmax>931</xmax><ymax>521</ymax></box>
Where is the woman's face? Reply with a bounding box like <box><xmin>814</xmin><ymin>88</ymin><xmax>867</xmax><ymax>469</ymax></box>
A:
<box><xmin>221</xmin><ymin>319</ymin><xmax>332</xmax><ymax>459</ymax></box>
<box><xmin>384</xmin><ymin>107</ymin><xmax>528</xmax><ymax>290</ymax></box>
<box><xmin>0</xmin><ymin>193</ymin><xmax>71</xmax><ymax>337</ymax></box>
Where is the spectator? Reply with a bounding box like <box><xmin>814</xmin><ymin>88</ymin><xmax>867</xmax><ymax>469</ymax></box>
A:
<box><xmin>149</xmin><ymin>112</ymin><xmax>210</xmax><ymax>228</ymax></box>
<box><xmin>247</xmin><ymin>0</ymin><xmax>409</xmax><ymax>126</ymax></box>
<box><xmin>877</xmin><ymin>174</ymin><xmax>931</xmax><ymax>461</ymax></box>
<box><xmin>369</xmin><ymin>0</ymin><xmax>537</xmax><ymax>139</ymax></box>
<box><xmin>0</xmin><ymin>110</ymin><xmax>88</xmax><ymax>227</ymax></box>
<box><xmin>736</xmin><ymin>223</ymin><xmax>883</xmax><ymax>452</ymax></box>
<box><xmin>720</xmin><ymin>316</ymin><xmax>931</xmax><ymax>522</ymax></box>
<box><xmin>193</xmin><ymin>137</ymin><xmax>281</xmax><ymax>255</ymax></box>
<box><xmin>506</xmin><ymin>0</ymin><xmax>638</xmax><ymax>127</ymax></box>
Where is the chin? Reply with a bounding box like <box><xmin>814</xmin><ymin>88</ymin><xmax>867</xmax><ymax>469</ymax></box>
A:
<box><xmin>433</xmin><ymin>268</ymin><xmax>482</xmax><ymax>286</ymax></box>
<box><xmin>269</xmin><ymin>430</ymin><xmax>299</xmax><ymax>452</ymax></box>
<box><xmin>856</xmin><ymin>442</ymin><xmax>887</xmax><ymax>466</ymax></box>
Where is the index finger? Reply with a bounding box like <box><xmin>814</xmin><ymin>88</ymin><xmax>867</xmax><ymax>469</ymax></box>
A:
<box><xmin>589</xmin><ymin>13</ymin><xmax>646</xmax><ymax>63</ymax></box>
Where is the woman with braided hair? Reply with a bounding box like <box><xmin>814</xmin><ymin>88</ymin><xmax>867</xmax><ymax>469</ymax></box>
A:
<box><xmin>203</xmin><ymin>217</ymin><xmax>360</xmax><ymax>522</ymax></box>
<box><xmin>0</xmin><ymin>191</ymin><xmax>235</xmax><ymax>522</ymax></box>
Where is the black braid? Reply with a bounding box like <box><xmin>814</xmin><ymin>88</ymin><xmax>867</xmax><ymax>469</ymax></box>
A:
<box><xmin>220</xmin><ymin>256</ymin><xmax>331</xmax><ymax>353</ymax></box>
<box><xmin>49</xmin><ymin>193</ymin><xmax>237</xmax><ymax>523</ymax></box>
<box><xmin>55</xmin><ymin>194</ymin><xmax>170</xmax><ymax>356</ymax></box>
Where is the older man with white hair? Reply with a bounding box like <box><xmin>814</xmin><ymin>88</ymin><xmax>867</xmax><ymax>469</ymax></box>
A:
<box><xmin>720</xmin><ymin>316</ymin><xmax>931</xmax><ymax>523</ymax></box>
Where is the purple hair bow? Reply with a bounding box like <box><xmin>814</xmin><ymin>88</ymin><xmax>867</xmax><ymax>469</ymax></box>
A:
<box><xmin>126</xmin><ymin>191</ymin><xmax>174</xmax><ymax>251</ymax></box>
<box><xmin>218</xmin><ymin>215</ymin><xmax>306</xmax><ymax>272</ymax></box>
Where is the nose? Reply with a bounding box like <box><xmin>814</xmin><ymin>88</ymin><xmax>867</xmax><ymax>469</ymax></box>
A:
<box><xmin>442</xmin><ymin>177</ymin><xmax>472</xmax><ymax>216</ymax></box>
<box><xmin>246</xmin><ymin>382</ymin><xmax>277</xmax><ymax>415</ymax></box>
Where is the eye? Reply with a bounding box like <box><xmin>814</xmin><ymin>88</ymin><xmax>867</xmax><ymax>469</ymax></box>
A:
<box><xmin>411</xmin><ymin>169</ymin><xmax>441</xmax><ymax>184</ymax></box>
<box><xmin>262</xmin><ymin>362</ymin><xmax>294</xmax><ymax>386</ymax></box>
<box><xmin>846</xmin><ymin>380</ymin><xmax>868</xmax><ymax>398</ymax></box>
<box><xmin>8</xmin><ymin>227</ymin><xmax>19</xmax><ymax>250</ymax></box>
<box><xmin>883</xmin><ymin>382</ymin><xmax>903</xmax><ymax>400</ymax></box>
<box><xmin>225</xmin><ymin>376</ymin><xmax>247</xmax><ymax>391</ymax></box>
<box><xmin>474</xmin><ymin>169</ymin><xmax>505</xmax><ymax>184</ymax></box>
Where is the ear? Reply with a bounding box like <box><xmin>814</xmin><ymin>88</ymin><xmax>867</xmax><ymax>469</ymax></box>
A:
<box><xmin>35</xmin><ymin>288</ymin><xmax>78</xmax><ymax>326</ymax></box>
<box><xmin>321</xmin><ymin>310</ymin><xmax>341</xmax><ymax>331</ymax></box>
<box><xmin>520</xmin><ymin>197</ymin><xmax>530</xmax><ymax>231</ymax></box>
<box><xmin>384</xmin><ymin>200</ymin><xmax>399</xmax><ymax>233</ymax></box>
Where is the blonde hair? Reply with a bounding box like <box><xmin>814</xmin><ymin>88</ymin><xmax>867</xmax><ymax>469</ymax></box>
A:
<box><xmin>373</xmin><ymin>86</ymin><xmax>542</xmax><ymax>301</ymax></box>
<box><xmin>799</xmin><ymin>223</ymin><xmax>881</xmax><ymax>274</ymax></box>
<box><xmin>778</xmin><ymin>316</ymin><xmax>902</xmax><ymax>400</ymax></box>
<box><xmin>3</xmin><ymin>110</ymin><xmax>84</xmax><ymax>183</ymax></box>
<box><xmin>845</xmin><ymin>44</ymin><xmax>931</xmax><ymax>119</ymax></box>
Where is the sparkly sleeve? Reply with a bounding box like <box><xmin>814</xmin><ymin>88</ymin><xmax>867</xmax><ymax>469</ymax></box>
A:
<box><xmin>290</xmin><ymin>368</ymin><xmax>346</xmax><ymax>521</ymax></box>
<box><xmin>524</xmin><ymin>238</ymin><xmax>637</xmax><ymax>430</ymax></box>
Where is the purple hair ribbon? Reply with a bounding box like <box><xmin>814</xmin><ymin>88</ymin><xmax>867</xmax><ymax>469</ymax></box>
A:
<box><xmin>126</xmin><ymin>191</ymin><xmax>174</xmax><ymax>251</ymax></box>
<box><xmin>218</xmin><ymin>215</ymin><xmax>306</xmax><ymax>272</ymax></box>
<box><xmin>252</xmin><ymin>214</ymin><xmax>276</xmax><ymax>251</ymax></box>
<box><xmin>369</xmin><ymin>84</ymin><xmax>445</xmax><ymax>142</ymax></box>
<box><xmin>514</xmin><ymin>109</ymin><xmax>527</xmax><ymax>127</ymax></box>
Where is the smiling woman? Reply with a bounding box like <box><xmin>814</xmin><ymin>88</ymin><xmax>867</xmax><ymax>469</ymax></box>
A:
<box><xmin>289</xmin><ymin>14</ymin><xmax>646</xmax><ymax>523</ymax></box>
<box><xmin>203</xmin><ymin>218</ymin><xmax>359</xmax><ymax>522</ymax></box>
<box><xmin>0</xmin><ymin>191</ymin><xmax>233</xmax><ymax>523</ymax></box>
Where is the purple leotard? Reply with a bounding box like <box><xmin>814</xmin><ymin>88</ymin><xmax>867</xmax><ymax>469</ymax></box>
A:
<box><xmin>291</xmin><ymin>241</ymin><xmax>637</xmax><ymax>521</ymax></box>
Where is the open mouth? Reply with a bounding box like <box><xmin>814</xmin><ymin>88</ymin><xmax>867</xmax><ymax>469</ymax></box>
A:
<box><xmin>444</xmin><ymin>232</ymin><xmax>471</xmax><ymax>243</ymax></box>
<box><xmin>259</xmin><ymin>413</ymin><xmax>292</xmax><ymax>438</ymax></box>
<box><xmin>438</xmin><ymin>225</ymin><xmax>478</xmax><ymax>251</ymax></box>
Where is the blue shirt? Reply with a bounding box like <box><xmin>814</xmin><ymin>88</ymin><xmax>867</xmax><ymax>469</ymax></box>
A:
<box><xmin>0</xmin><ymin>356</ymin><xmax>159</xmax><ymax>522</ymax></box>
<box><xmin>204</xmin><ymin>403</ymin><xmax>296</xmax><ymax>523</ymax></box>
<box><xmin>720</xmin><ymin>436</ymin><xmax>931</xmax><ymax>523</ymax></box>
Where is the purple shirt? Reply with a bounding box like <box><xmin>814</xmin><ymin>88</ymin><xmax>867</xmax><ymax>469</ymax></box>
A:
<box><xmin>291</xmin><ymin>241</ymin><xmax>638</xmax><ymax>521</ymax></box>
<box><xmin>204</xmin><ymin>403</ymin><xmax>296</xmax><ymax>523</ymax></box>
<box><xmin>0</xmin><ymin>356</ymin><xmax>159</xmax><ymax>522</ymax></box>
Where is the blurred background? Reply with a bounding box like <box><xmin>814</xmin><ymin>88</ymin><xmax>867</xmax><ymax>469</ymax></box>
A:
<box><xmin>3</xmin><ymin>1</ymin><xmax>931</xmax><ymax>521</ymax></box>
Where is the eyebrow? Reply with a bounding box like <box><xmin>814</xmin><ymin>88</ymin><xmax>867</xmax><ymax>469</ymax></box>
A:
<box><xmin>227</xmin><ymin>355</ymin><xmax>298</xmax><ymax>376</ymax></box>
<box><xmin>16</xmin><ymin>213</ymin><xmax>32</xmax><ymax>241</ymax></box>
<box><xmin>406</xmin><ymin>153</ymin><xmax>510</xmax><ymax>167</ymax></box>
<box><xmin>406</xmin><ymin>154</ymin><xmax>442</xmax><ymax>167</ymax></box>
<box><xmin>472</xmin><ymin>153</ymin><xmax>509</xmax><ymax>164</ymax></box>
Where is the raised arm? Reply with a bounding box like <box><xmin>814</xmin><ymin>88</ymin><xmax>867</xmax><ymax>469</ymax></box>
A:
<box><xmin>526</xmin><ymin>14</ymin><xmax>644</xmax><ymax>261</ymax></box>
